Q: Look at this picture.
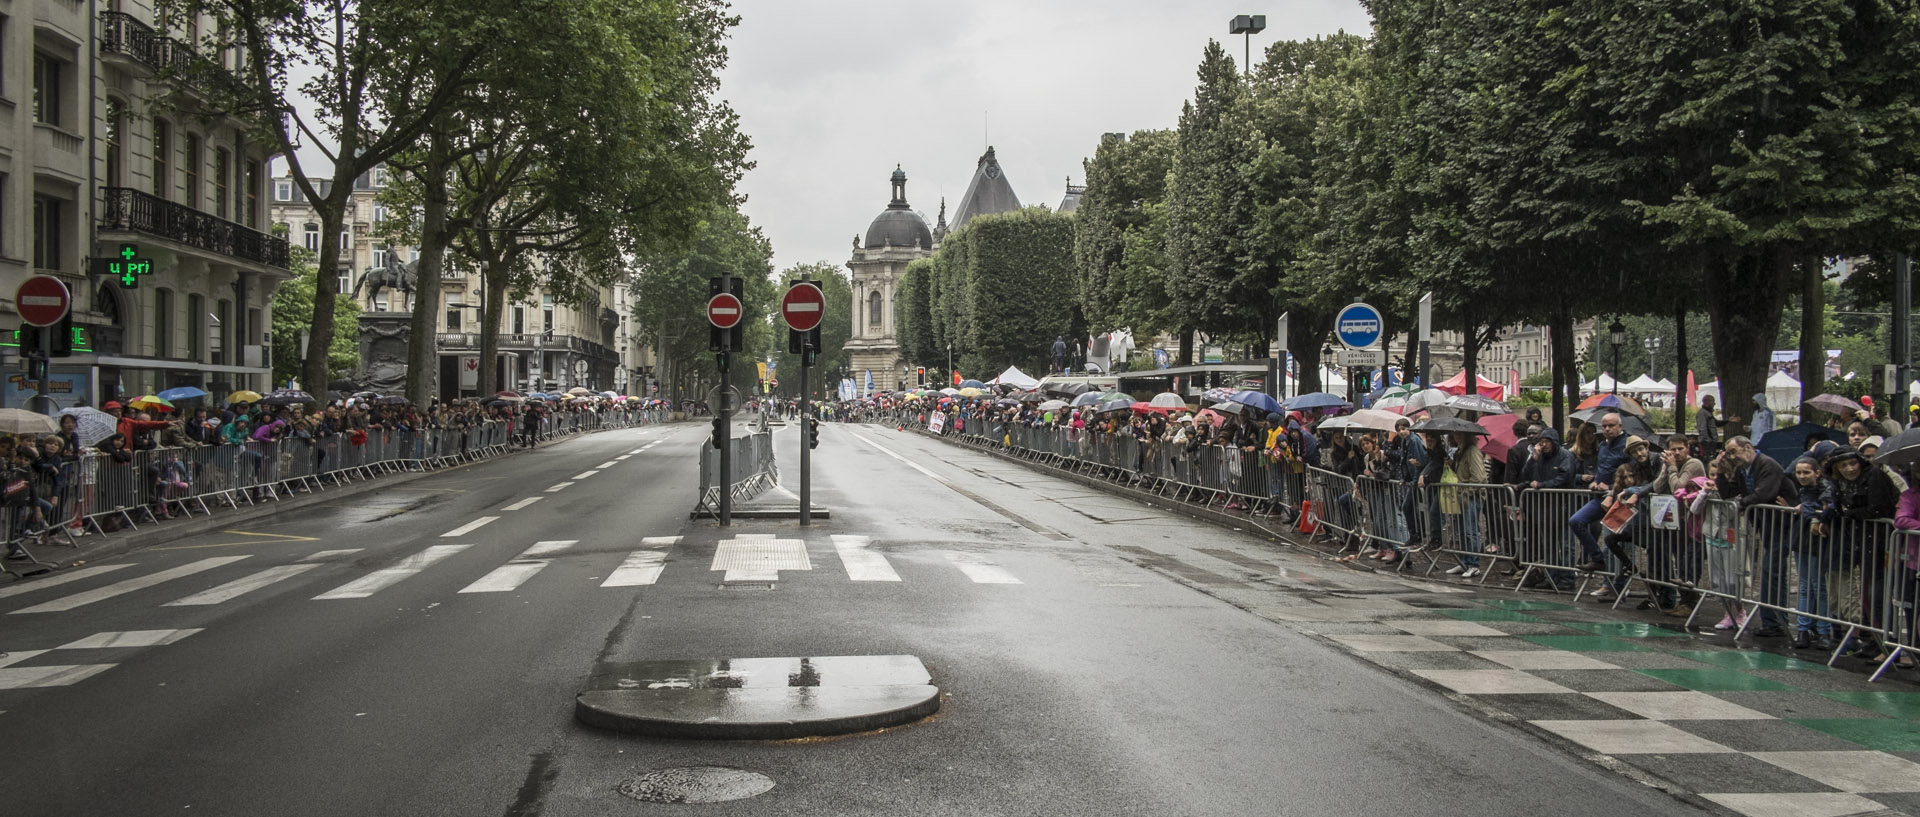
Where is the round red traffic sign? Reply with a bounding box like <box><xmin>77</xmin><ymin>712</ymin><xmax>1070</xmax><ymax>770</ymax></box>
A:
<box><xmin>781</xmin><ymin>282</ymin><xmax>825</xmax><ymax>332</ymax></box>
<box><xmin>707</xmin><ymin>292</ymin><xmax>744</xmax><ymax>329</ymax></box>
<box><xmin>15</xmin><ymin>275</ymin><xmax>71</xmax><ymax>327</ymax></box>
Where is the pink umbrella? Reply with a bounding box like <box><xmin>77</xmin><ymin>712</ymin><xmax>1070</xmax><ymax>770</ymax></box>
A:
<box><xmin>1476</xmin><ymin>413</ymin><xmax>1521</xmax><ymax>462</ymax></box>
<box><xmin>1195</xmin><ymin>408</ymin><xmax>1227</xmax><ymax>427</ymax></box>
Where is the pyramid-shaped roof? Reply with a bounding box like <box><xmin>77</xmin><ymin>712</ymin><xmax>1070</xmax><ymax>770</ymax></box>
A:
<box><xmin>948</xmin><ymin>146</ymin><xmax>1021</xmax><ymax>232</ymax></box>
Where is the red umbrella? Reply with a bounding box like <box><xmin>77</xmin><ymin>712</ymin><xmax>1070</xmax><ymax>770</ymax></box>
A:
<box><xmin>1476</xmin><ymin>413</ymin><xmax>1521</xmax><ymax>462</ymax></box>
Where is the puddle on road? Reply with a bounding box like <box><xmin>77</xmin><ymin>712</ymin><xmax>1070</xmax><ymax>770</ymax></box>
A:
<box><xmin>320</xmin><ymin>491</ymin><xmax>451</xmax><ymax>525</ymax></box>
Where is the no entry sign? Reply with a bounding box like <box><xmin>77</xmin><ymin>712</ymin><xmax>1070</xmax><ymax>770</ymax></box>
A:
<box><xmin>782</xmin><ymin>282</ymin><xmax>825</xmax><ymax>332</ymax></box>
<box><xmin>15</xmin><ymin>275</ymin><xmax>71</xmax><ymax>327</ymax></box>
<box><xmin>707</xmin><ymin>292</ymin><xmax>744</xmax><ymax>329</ymax></box>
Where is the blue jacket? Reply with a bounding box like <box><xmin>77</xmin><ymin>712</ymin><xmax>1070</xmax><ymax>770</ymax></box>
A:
<box><xmin>1589</xmin><ymin>432</ymin><xmax>1627</xmax><ymax>488</ymax></box>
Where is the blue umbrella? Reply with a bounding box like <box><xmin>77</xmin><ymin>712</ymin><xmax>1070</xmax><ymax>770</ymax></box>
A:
<box><xmin>1756</xmin><ymin>422</ymin><xmax>1833</xmax><ymax>468</ymax></box>
<box><xmin>1226</xmin><ymin>389</ymin><xmax>1284</xmax><ymax>415</ymax></box>
<box><xmin>957</xmin><ymin>379</ymin><xmax>987</xmax><ymax>390</ymax></box>
<box><xmin>158</xmin><ymin>386</ymin><xmax>210</xmax><ymax>402</ymax></box>
<box><xmin>1284</xmin><ymin>392</ymin><xmax>1351</xmax><ymax>411</ymax></box>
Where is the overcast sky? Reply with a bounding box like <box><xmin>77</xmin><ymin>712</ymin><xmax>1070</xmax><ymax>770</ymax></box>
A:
<box><xmin>719</xmin><ymin>0</ymin><xmax>1373</xmax><ymax>274</ymax></box>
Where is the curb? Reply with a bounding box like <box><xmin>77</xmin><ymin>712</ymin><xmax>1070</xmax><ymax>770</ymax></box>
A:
<box><xmin>574</xmin><ymin>685</ymin><xmax>941</xmax><ymax>740</ymax></box>
<box><xmin>3</xmin><ymin>425</ymin><xmax>670</xmax><ymax>583</ymax></box>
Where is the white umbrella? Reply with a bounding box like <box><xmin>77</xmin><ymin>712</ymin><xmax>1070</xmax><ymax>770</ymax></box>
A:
<box><xmin>0</xmin><ymin>408</ymin><xmax>59</xmax><ymax>435</ymax></box>
<box><xmin>1406</xmin><ymin>388</ymin><xmax>1452</xmax><ymax>413</ymax></box>
<box><xmin>940</xmin><ymin>387</ymin><xmax>960</xmax><ymax>396</ymax></box>
<box><xmin>1374</xmin><ymin>395</ymin><xmax>1409</xmax><ymax>411</ymax></box>
<box><xmin>1346</xmin><ymin>408</ymin><xmax>1407</xmax><ymax>432</ymax></box>
<box><xmin>1148</xmin><ymin>392</ymin><xmax>1188</xmax><ymax>410</ymax></box>
<box><xmin>1038</xmin><ymin>399</ymin><xmax>1068</xmax><ymax>411</ymax></box>
<box><xmin>57</xmin><ymin>407</ymin><xmax>117</xmax><ymax>446</ymax></box>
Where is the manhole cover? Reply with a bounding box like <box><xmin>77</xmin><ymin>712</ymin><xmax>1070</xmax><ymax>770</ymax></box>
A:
<box><xmin>617</xmin><ymin>766</ymin><xmax>774</xmax><ymax>804</ymax></box>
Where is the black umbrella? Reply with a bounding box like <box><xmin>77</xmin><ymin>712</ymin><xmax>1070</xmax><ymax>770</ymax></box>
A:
<box><xmin>262</xmin><ymin>389</ymin><xmax>316</xmax><ymax>406</ymax></box>
<box><xmin>1046</xmin><ymin>381</ymin><xmax>1095</xmax><ymax>397</ymax></box>
<box><xmin>376</xmin><ymin>395</ymin><xmax>411</xmax><ymax>406</ymax></box>
<box><xmin>1412</xmin><ymin>416</ymin><xmax>1490</xmax><ymax>435</ymax></box>
<box><xmin>1017</xmin><ymin>391</ymin><xmax>1045</xmax><ymax>403</ymax></box>
<box><xmin>1571</xmin><ymin>408</ymin><xmax>1658</xmax><ymax>444</ymax></box>
<box><xmin>1873</xmin><ymin>428</ymin><xmax>1920</xmax><ymax>468</ymax></box>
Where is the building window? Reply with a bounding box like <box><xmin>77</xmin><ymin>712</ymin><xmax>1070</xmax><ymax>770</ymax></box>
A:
<box><xmin>371</xmin><ymin>245</ymin><xmax>387</xmax><ymax>270</ymax></box>
<box><xmin>213</xmin><ymin>148</ymin><xmax>230</xmax><ymax>219</ymax></box>
<box><xmin>542</xmin><ymin>295</ymin><xmax>554</xmax><ymax>333</ymax></box>
<box><xmin>868</xmin><ymin>291</ymin><xmax>882</xmax><ymax>326</ymax></box>
<box><xmin>372</xmin><ymin>203</ymin><xmax>387</xmax><ymax>226</ymax></box>
<box><xmin>276</xmin><ymin>179</ymin><xmax>292</xmax><ymax>201</ymax></box>
<box><xmin>370</xmin><ymin>167</ymin><xmax>384</xmax><ymax>187</ymax></box>
<box><xmin>303</xmin><ymin>223</ymin><xmax>319</xmax><ymax>252</ymax></box>
<box><xmin>245</xmin><ymin>161</ymin><xmax>260</xmax><ymax>228</ymax></box>
<box><xmin>212</xmin><ymin>299</ymin><xmax>229</xmax><ymax>364</ymax></box>
<box><xmin>511</xmin><ymin>304</ymin><xmax>526</xmax><ymax>335</ymax></box>
<box><xmin>186</xmin><ymin>294</ymin><xmax>203</xmax><ymax>361</ymax></box>
<box><xmin>106</xmin><ymin>99</ymin><xmax>127</xmax><ymax>187</ymax></box>
<box><xmin>445</xmin><ymin>294</ymin><xmax>462</xmax><ymax>332</ymax></box>
<box><xmin>32</xmin><ymin>51</ymin><xmax>61</xmax><ymax>127</ymax></box>
<box><xmin>184</xmin><ymin>133</ymin><xmax>202</xmax><ymax>209</ymax></box>
<box><xmin>337</xmin><ymin>266</ymin><xmax>350</xmax><ymax>295</ymax></box>
<box><xmin>32</xmin><ymin>195</ymin><xmax>62</xmax><ymax>270</ymax></box>
<box><xmin>153</xmin><ymin>119</ymin><xmax>172</xmax><ymax>200</ymax></box>
<box><xmin>154</xmin><ymin>288</ymin><xmax>173</xmax><ymax>357</ymax></box>
<box><xmin>339</xmin><ymin>229</ymin><xmax>350</xmax><ymax>249</ymax></box>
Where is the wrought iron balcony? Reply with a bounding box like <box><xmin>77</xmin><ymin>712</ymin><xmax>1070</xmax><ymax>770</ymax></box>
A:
<box><xmin>99</xmin><ymin>12</ymin><xmax>159</xmax><ymax>67</ymax></box>
<box><xmin>99</xmin><ymin>187</ymin><xmax>291</xmax><ymax>269</ymax></box>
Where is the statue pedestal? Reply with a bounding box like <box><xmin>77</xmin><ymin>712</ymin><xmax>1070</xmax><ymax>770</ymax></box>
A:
<box><xmin>355</xmin><ymin>313</ymin><xmax>412</xmax><ymax>395</ymax></box>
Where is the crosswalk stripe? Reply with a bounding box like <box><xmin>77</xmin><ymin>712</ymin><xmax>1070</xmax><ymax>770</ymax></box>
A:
<box><xmin>165</xmin><ymin>565</ymin><xmax>321</xmax><ymax>606</ymax></box>
<box><xmin>502</xmin><ymin>497</ymin><xmax>542</xmax><ymax>511</ymax></box>
<box><xmin>944</xmin><ymin>552</ymin><xmax>1022</xmax><ymax>584</ymax></box>
<box><xmin>0</xmin><ymin>564</ymin><xmax>135</xmax><ymax>601</ymax></box>
<box><xmin>0</xmin><ymin>664</ymin><xmax>116</xmax><ymax>689</ymax></box>
<box><xmin>0</xmin><ymin>650</ymin><xmax>50</xmax><ymax>668</ymax></box>
<box><xmin>314</xmin><ymin>545</ymin><xmax>470</xmax><ymax>600</ymax></box>
<box><xmin>832</xmin><ymin>535</ymin><xmax>900</xmax><ymax>582</ymax></box>
<box><xmin>58</xmin><ymin>629</ymin><xmax>203</xmax><ymax>648</ymax></box>
<box><xmin>602</xmin><ymin>551</ymin><xmax>667</xmax><ymax>587</ymax></box>
<box><xmin>303</xmin><ymin>549</ymin><xmax>362</xmax><ymax>562</ymax></box>
<box><xmin>10</xmin><ymin>557</ymin><xmax>252</xmax><ymax>614</ymax></box>
<box><xmin>441</xmin><ymin>517</ymin><xmax>498</xmax><ymax>538</ymax></box>
<box><xmin>459</xmin><ymin>541</ymin><xmax>576</xmax><ymax>593</ymax></box>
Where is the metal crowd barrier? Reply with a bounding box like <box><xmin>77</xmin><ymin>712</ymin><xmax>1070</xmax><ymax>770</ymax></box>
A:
<box><xmin>695</xmin><ymin>429</ymin><xmax>780</xmax><ymax>516</ymax></box>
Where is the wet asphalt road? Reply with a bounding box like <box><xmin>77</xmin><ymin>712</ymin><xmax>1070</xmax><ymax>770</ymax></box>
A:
<box><xmin>0</xmin><ymin>419</ymin><xmax>1706</xmax><ymax>816</ymax></box>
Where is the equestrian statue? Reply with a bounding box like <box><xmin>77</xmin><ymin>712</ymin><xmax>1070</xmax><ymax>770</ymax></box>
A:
<box><xmin>351</xmin><ymin>250</ymin><xmax>419</xmax><ymax>302</ymax></box>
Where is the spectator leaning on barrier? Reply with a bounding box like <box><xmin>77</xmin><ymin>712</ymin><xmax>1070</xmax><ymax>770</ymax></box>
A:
<box><xmin>1889</xmin><ymin>474</ymin><xmax>1920</xmax><ymax>671</ymax></box>
<box><xmin>1791</xmin><ymin>454</ymin><xmax>1838</xmax><ymax>651</ymax></box>
<box><xmin>1823</xmin><ymin>446</ymin><xmax>1898</xmax><ymax>661</ymax></box>
<box><xmin>1567</xmin><ymin>413</ymin><xmax>1629</xmax><ymax>580</ymax></box>
<box><xmin>1648</xmin><ymin>434</ymin><xmax>1707</xmax><ymax>616</ymax></box>
<box><xmin>1590</xmin><ymin>435</ymin><xmax>1658</xmax><ymax>601</ymax></box>
<box><xmin>1715</xmin><ymin>436</ymin><xmax>1797</xmax><ymax>637</ymax></box>
<box><xmin>1519</xmin><ymin>428</ymin><xmax>1579</xmax><ymax>590</ymax></box>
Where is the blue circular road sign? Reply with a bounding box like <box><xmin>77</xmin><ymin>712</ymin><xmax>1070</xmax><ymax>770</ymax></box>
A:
<box><xmin>1334</xmin><ymin>302</ymin><xmax>1384</xmax><ymax>349</ymax></box>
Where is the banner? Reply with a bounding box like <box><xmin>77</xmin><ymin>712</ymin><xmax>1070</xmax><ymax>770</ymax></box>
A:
<box><xmin>928</xmin><ymin>410</ymin><xmax>947</xmax><ymax>433</ymax></box>
<box><xmin>864</xmin><ymin>370</ymin><xmax>873</xmax><ymax>396</ymax></box>
<box><xmin>756</xmin><ymin>361</ymin><xmax>768</xmax><ymax>382</ymax></box>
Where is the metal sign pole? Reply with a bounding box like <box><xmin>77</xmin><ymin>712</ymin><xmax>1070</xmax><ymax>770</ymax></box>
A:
<box><xmin>37</xmin><ymin>326</ymin><xmax>53</xmax><ymax>414</ymax></box>
<box><xmin>799</xmin><ymin>337</ymin><xmax>811</xmax><ymax>527</ymax></box>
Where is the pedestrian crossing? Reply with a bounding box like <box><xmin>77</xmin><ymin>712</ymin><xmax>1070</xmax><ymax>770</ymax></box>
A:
<box><xmin>0</xmin><ymin>534</ymin><xmax>1031</xmax><ymax>617</ymax></box>
<box><xmin>0</xmin><ymin>629</ymin><xmax>202</xmax><ymax>693</ymax></box>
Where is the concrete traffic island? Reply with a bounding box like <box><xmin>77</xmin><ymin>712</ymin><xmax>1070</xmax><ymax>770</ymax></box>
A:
<box><xmin>575</xmin><ymin>655</ymin><xmax>939</xmax><ymax>740</ymax></box>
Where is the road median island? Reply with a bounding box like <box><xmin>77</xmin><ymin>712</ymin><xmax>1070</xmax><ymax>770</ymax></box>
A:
<box><xmin>575</xmin><ymin>655</ymin><xmax>941</xmax><ymax>740</ymax></box>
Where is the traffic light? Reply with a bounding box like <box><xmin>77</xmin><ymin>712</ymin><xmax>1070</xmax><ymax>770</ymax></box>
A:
<box><xmin>711</xmin><ymin>416</ymin><xmax>726</xmax><ymax>449</ymax></box>
<box><xmin>916</xmin><ymin>366</ymin><xmax>926</xmax><ymax>386</ymax></box>
<box><xmin>15</xmin><ymin>323</ymin><xmax>40</xmax><ymax>357</ymax></box>
<box><xmin>786</xmin><ymin>326</ymin><xmax>822</xmax><ymax>364</ymax></box>
<box><xmin>50</xmin><ymin>315</ymin><xmax>72</xmax><ymax>357</ymax></box>
<box><xmin>25</xmin><ymin>355</ymin><xmax>46</xmax><ymax>381</ymax></box>
<box><xmin>807</xmin><ymin>417</ymin><xmax>820</xmax><ymax>450</ymax></box>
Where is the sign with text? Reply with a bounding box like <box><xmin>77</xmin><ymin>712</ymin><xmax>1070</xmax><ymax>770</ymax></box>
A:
<box><xmin>928</xmin><ymin>410</ymin><xmax>947</xmax><ymax>434</ymax></box>
<box><xmin>1334</xmin><ymin>302</ymin><xmax>1384</xmax><ymax>350</ymax></box>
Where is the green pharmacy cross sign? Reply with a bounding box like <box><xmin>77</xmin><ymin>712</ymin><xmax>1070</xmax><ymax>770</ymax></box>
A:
<box><xmin>106</xmin><ymin>244</ymin><xmax>154</xmax><ymax>288</ymax></box>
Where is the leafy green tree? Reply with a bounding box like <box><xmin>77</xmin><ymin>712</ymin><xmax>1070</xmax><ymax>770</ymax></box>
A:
<box><xmin>270</xmin><ymin>246</ymin><xmax>359</xmax><ymax>386</ymax></box>
<box><xmin>765</xmin><ymin>262</ymin><xmax>853</xmax><ymax>398</ymax></box>
<box><xmin>937</xmin><ymin>208</ymin><xmax>1078</xmax><ymax>376</ymax></box>
<box><xmin>629</xmin><ymin>207</ymin><xmax>774</xmax><ymax>405</ymax></box>
<box><xmin>1075</xmin><ymin>130</ymin><xmax>1177</xmax><ymax>339</ymax></box>
<box><xmin>1165</xmin><ymin>41</ymin><xmax>1255</xmax><ymax>358</ymax></box>
<box><xmin>896</xmin><ymin>258</ymin><xmax>938</xmax><ymax>371</ymax></box>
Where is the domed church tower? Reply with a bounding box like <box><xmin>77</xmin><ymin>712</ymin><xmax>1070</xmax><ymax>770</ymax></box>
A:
<box><xmin>845</xmin><ymin>166</ymin><xmax>934</xmax><ymax>391</ymax></box>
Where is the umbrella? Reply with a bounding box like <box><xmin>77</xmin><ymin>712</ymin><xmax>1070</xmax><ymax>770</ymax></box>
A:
<box><xmin>1070</xmin><ymin>392</ymin><xmax>1107</xmax><ymax>407</ymax></box>
<box><xmin>486</xmin><ymin>399</ymin><xmax>511</xmax><ymax>408</ymax></box>
<box><xmin>1148</xmin><ymin>392</ymin><xmax>1188</xmax><ymax>410</ymax></box>
<box><xmin>226</xmin><ymin>389</ymin><xmax>263</xmax><ymax>404</ymax></box>
<box><xmin>940</xmin><ymin>387</ymin><xmax>961</xmax><ymax>396</ymax></box>
<box><xmin>566</xmin><ymin>387</ymin><xmax>591</xmax><ymax>396</ymax></box>
<box><xmin>261</xmin><ymin>389</ymin><xmax>316</xmax><ymax>406</ymax></box>
<box><xmin>1405</xmin><ymin>388</ymin><xmax>1452</xmax><ymax>413</ymax></box>
<box><xmin>1285</xmin><ymin>392</ymin><xmax>1351</xmax><ymax>411</ymax></box>
<box><xmin>1225</xmin><ymin>389</ymin><xmax>1284</xmax><ymax>415</ymax></box>
<box><xmin>1872</xmin><ymin>428</ymin><xmax>1920</xmax><ymax>468</ymax></box>
<box><xmin>1095</xmin><ymin>394</ymin><xmax>1135</xmax><ymax>412</ymax></box>
<box><xmin>128</xmin><ymin>395</ymin><xmax>175</xmax><ymax>412</ymax></box>
<box><xmin>1411</xmin><ymin>416</ymin><xmax>1490</xmax><ymax>435</ymax></box>
<box><xmin>1382</xmin><ymin>383</ymin><xmax>1423</xmax><ymax>399</ymax></box>
<box><xmin>1345</xmin><ymin>408</ymin><xmax>1407</xmax><ymax>432</ymax></box>
<box><xmin>1203</xmin><ymin>387</ymin><xmax>1239</xmax><ymax>403</ymax></box>
<box><xmin>1044</xmin><ymin>381</ymin><xmax>1094</xmax><ymax>397</ymax></box>
<box><xmin>1575</xmin><ymin>392</ymin><xmax>1648</xmax><ymax>416</ymax></box>
<box><xmin>1443</xmin><ymin>394</ymin><xmax>1510</xmax><ymax>415</ymax></box>
<box><xmin>600</xmin><ymin>391</ymin><xmax>618</xmax><ymax>399</ymax></box>
<box><xmin>1195</xmin><ymin>408</ymin><xmax>1227</xmax><ymax>427</ymax></box>
<box><xmin>959</xmin><ymin>387</ymin><xmax>985</xmax><ymax>398</ymax></box>
<box><xmin>1038</xmin><ymin>399</ymin><xmax>1069</xmax><ymax>411</ymax></box>
<box><xmin>1317</xmin><ymin>416</ymin><xmax>1359</xmax><ymax>431</ymax></box>
<box><xmin>496</xmin><ymin>389</ymin><xmax>525</xmax><ymax>399</ymax></box>
<box><xmin>323</xmin><ymin>390</ymin><xmax>348</xmax><ymax>404</ymax></box>
<box><xmin>1132</xmin><ymin>401</ymin><xmax>1179</xmax><ymax>414</ymax></box>
<box><xmin>1806</xmin><ymin>393</ymin><xmax>1864</xmax><ymax>416</ymax></box>
<box><xmin>1476</xmin><ymin>413</ymin><xmax>1521</xmax><ymax>463</ymax></box>
<box><xmin>157</xmin><ymin>386</ymin><xmax>209</xmax><ymax>402</ymax></box>
<box><xmin>1756</xmin><ymin>421</ymin><xmax>1832</xmax><ymax>467</ymax></box>
<box><xmin>58</xmin><ymin>407</ymin><xmax>116</xmax><ymax>447</ymax></box>
<box><xmin>1374</xmin><ymin>395</ymin><xmax>1409</xmax><ymax>412</ymax></box>
<box><xmin>1018</xmin><ymin>391</ymin><xmax>1046</xmax><ymax>403</ymax></box>
<box><xmin>375</xmin><ymin>395</ymin><xmax>411</xmax><ymax>405</ymax></box>
<box><xmin>0</xmin><ymin>408</ymin><xmax>58</xmax><ymax>435</ymax></box>
<box><xmin>957</xmin><ymin>379</ymin><xmax>987</xmax><ymax>390</ymax></box>
<box><xmin>1208</xmin><ymin>400</ymin><xmax>1248</xmax><ymax>415</ymax></box>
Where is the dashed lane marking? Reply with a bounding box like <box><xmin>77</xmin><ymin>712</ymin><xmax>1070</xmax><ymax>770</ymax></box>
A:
<box><xmin>441</xmin><ymin>517</ymin><xmax>499</xmax><ymax>538</ymax></box>
<box><xmin>502</xmin><ymin>497</ymin><xmax>542</xmax><ymax>511</ymax></box>
<box><xmin>546</xmin><ymin>482</ymin><xmax>574</xmax><ymax>492</ymax></box>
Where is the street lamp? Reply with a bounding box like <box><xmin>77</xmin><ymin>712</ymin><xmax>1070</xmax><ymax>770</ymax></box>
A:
<box><xmin>1229</xmin><ymin>15</ymin><xmax>1266</xmax><ymax>78</ymax></box>
<box><xmin>1608</xmin><ymin>319</ymin><xmax>1627</xmax><ymax>394</ymax></box>
<box><xmin>1643</xmin><ymin>336</ymin><xmax>1662</xmax><ymax>383</ymax></box>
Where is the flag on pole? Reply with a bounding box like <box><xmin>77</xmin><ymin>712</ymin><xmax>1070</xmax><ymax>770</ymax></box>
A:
<box><xmin>1508</xmin><ymin>367</ymin><xmax>1520</xmax><ymax>399</ymax></box>
<box><xmin>952</xmin><ymin>370</ymin><xmax>961</xmax><ymax>386</ymax></box>
<box><xmin>1685</xmin><ymin>369</ymin><xmax>1698</xmax><ymax>408</ymax></box>
<box><xmin>865</xmin><ymin>370</ymin><xmax>873</xmax><ymax>396</ymax></box>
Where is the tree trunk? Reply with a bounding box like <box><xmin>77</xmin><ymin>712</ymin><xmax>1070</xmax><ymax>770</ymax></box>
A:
<box><xmin>1178</xmin><ymin>327</ymin><xmax>1194</xmax><ymax>366</ymax></box>
<box><xmin>405</xmin><ymin>140</ymin><xmax>452</xmax><ymax>406</ymax></box>
<box><xmin>1287</xmin><ymin>309</ymin><xmax>1324</xmax><ymax>394</ymax></box>
<box><xmin>1674</xmin><ymin>301</ymin><xmax>1689</xmax><ymax>434</ymax></box>
<box><xmin>480</xmin><ymin>265</ymin><xmax>508</xmax><ymax>399</ymax></box>
<box><xmin>1462</xmin><ymin>305</ymin><xmax>1478</xmax><ymax>397</ymax></box>
<box><xmin>303</xmin><ymin>203</ymin><xmax>347</xmax><ymax>391</ymax></box>
<box><xmin>1799</xmin><ymin>256</ymin><xmax>1823</xmax><ymax>417</ymax></box>
<box><xmin>1550</xmin><ymin>299</ymin><xmax>1571</xmax><ymax>433</ymax></box>
<box><xmin>1705</xmin><ymin>250</ymin><xmax>1793</xmax><ymax>440</ymax></box>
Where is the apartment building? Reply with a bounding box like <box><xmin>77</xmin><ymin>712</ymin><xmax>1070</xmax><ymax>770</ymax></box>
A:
<box><xmin>270</xmin><ymin>167</ymin><xmax>653</xmax><ymax>400</ymax></box>
<box><xmin>0</xmin><ymin>0</ymin><xmax>289</xmax><ymax>407</ymax></box>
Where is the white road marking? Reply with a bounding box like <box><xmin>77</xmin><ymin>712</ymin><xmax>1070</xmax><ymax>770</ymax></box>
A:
<box><xmin>572</xmin><ymin>471</ymin><xmax>599</xmax><ymax>480</ymax></box>
<box><xmin>303</xmin><ymin>549</ymin><xmax>363</xmax><ymax>562</ymax></box>
<box><xmin>945</xmin><ymin>552</ymin><xmax>1022</xmax><ymax>584</ymax></box>
<box><xmin>59</xmin><ymin>629</ymin><xmax>203</xmax><ymax>648</ymax></box>
<box><xmin>502</xmin><ymin>497</ymin><xmax>543</xmax><ymax>511</ymax></box>
<box><xmin>832</xmin><ymin>535</ymin><xmax>900</xmax><ymax>582</ymax></box>
<box><xmin>614</xmin><ymin>455</ymin><xmax>631</xmax><ymax>461</ymax></box>
<box><xmin>0</xmin><ymin>664</ymin><xmax>117</xmax><ymax>689</ymax></box>
<box><xmin>459</xmin><ymin>540</ymin><xmax>577</xmax><ymax>593</ymax></box>
<box><xmin>546</xmin><ymin>482</ymin><xmax>573</xmax><ymax>492</ymax></box>
<box><xmin>441</xmin><ymin>517</ymin><xmax>499</xmax><ymax>538</ymax></box>
<box><xmin>629</xmin><ymin>449</ymin><xmax>644</xmax><ymax>454</ymax></box>
<box><xmin>10</xmin><ymin>557</ymin><xmax>251</xmax><ymax>614</ymax></box>
<box><xmin>596</xmin><ymin>461</ymin><xmax>617</xmax><ymax>469</ymax></box>
<box><xmin>849</xmin><ymin>431</ymin><xmax>951</xmax><ymax>484</ymax></box>
<box><xmin>314</xmin><ymin>545</ymin><xmax>470</xmax><ymax>599</ymax></box>
<box><xmin>0</xmin><ymin>564</ymin><xmax>135</xmax><ymax>601</ymax></box>
<box><xmin>0</xmin><ymin>650</ymin><xmax>50</xmax><ymax>668</ymax></box>
<box><xmin>602</xmin><ymin>544</ymin><xmax>672</xmax><ymax>587</ymax></box>
<box><xmin>165</xmin><ymin>565</ymin><xmax>322</xmax><ymax>606</ymax></box>
<box><xmin>711</xmin><ymin>537</ymin><xmax>810</xmax><ymax>582</ymax></box>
